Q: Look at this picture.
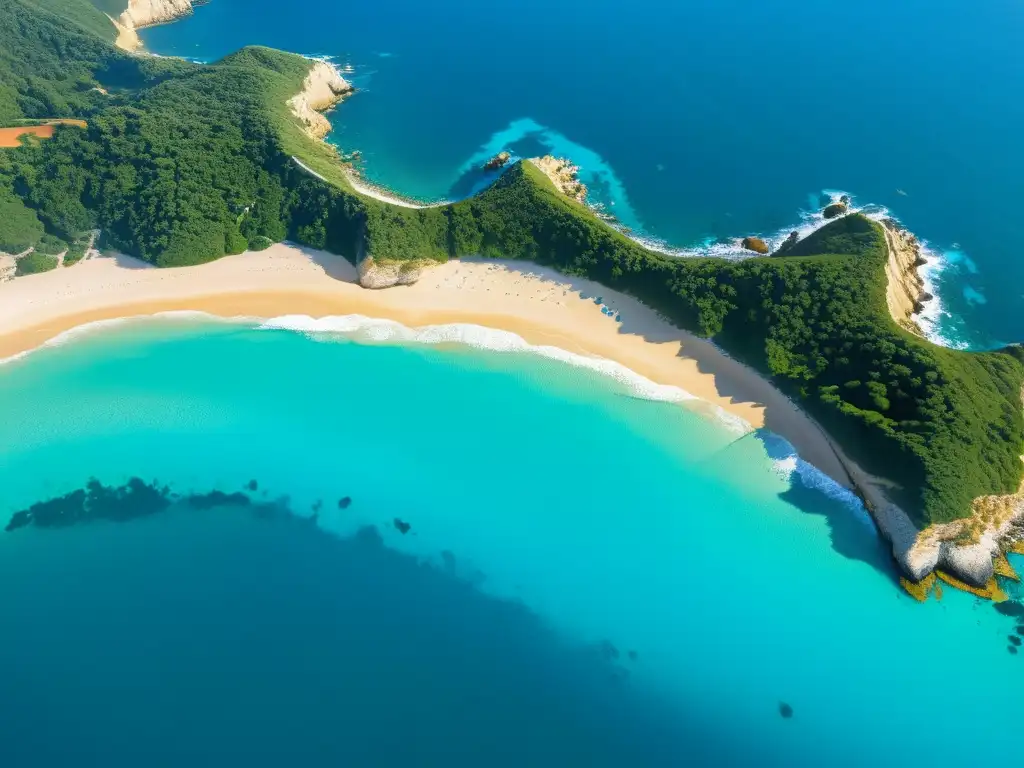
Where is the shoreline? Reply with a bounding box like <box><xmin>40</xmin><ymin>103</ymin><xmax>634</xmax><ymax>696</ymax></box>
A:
<box><xmin>0</xmin><ymin>244</ymin><xmax>857</xmax><ymax>495</ymax></box>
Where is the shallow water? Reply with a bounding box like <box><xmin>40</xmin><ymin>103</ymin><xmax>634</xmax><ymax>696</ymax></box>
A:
<box><xmin>142</xmin><ymin>0</ymin><xmax>1024</xmax><ymax>349</ymax></box>
<box><xmin>1</xmin><ymin>318</ymin><xmax>1021</xmax><ymax>766</ymax></box>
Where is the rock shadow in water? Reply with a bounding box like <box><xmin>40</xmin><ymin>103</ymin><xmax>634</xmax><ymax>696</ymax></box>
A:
<box><xmin>0</xmin><ymin>481</ymin><xmax>769</xmax><ymax>768</ymax></box>
<box><xmin>754</xmin><ymin>430</ymin><xmax>898</xmax><ymax>584</ymax></box>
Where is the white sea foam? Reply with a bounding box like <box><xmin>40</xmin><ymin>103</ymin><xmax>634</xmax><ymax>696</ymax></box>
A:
<box><xmin>909</xmin><ymin>241</ymin><xmax>970</xmax><ymax>350</ymax></box>
<box><xmin>0</xmin><ymin>311</ymin><xmax>236</xmax><ymax>367</ymax></box>
<box><xmin>771</xmin><ymin>450</ymin><xmax>876</xmax><ymax>527</ymax></box>
<box><xmin>259</xmin><ymin>314</ymin><xmax>705</xmax><ymax>406</ymax></box>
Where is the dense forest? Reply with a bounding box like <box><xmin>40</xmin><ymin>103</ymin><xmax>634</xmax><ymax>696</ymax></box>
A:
<box><xmin>1</xmin><ymin>0</ymin><xmax>1022</xmax><ymax>528</ymax></box>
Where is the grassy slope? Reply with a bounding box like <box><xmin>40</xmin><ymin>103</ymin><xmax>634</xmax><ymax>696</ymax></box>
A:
<box><xmin>5</xmin><ymin>0</ymin><xmax>1023</xmax><ymax>528</ymax></box>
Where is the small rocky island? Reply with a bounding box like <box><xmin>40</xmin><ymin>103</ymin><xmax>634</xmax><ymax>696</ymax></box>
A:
<box><xmin>823</xmin><ymin>195</ymin><xmax>852</xmax><ymax>219</ymax></box>
<box><xmin>482</xmin><ymin>151</ymin><xmax>511</xmax><ymax>171</ymax></box>
<box><xmin>741</xmin><ymin>236</ymin><xmax>769</xmax><ymax>254</ymax></box>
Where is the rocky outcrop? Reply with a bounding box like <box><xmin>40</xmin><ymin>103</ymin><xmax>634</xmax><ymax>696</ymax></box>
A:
<box><xmin>881</xmin><ymin>218</ymin><xmax>927</xmax><ymax>336</ymax></box>
<box><xmin>119</xmin><ymin>0</ymin><xmax>200</xmax><ymax>29</ymax></box>
<box><xmin>287</xmin><ymin>61</ymin><xmax>353</xmax><ymax>140</ymax></box>
<box><xmin>110</xmin><ymin>0</ymin><xmax>208</xmax><ymax>51</ymax></box>
<box><xmin>741</xmin><ymin>236</ymin><xmax>769</xmax><ymax>254</ymax></box>
<box><xmin>528</xmin><ymin>156</ymin><xmax>588</xmax><ymax>202</ymax></box>
<box><xmin>357</xmin><ymin>257</ymin><xmax>425</xmax><ymax>289</ymax></box>
<box><xmin>822</xmin><ymin>201</ymin><xmax>848</xmax><ymax>219</ymax></box>
<box><xmin>823</xmin><ymin>419</ymin><xmax>1024</xmax><ymax>589</ymax></box>
<box><xmin>483</xmin><ymin>151</ymin><xmax>511</xmax><ymax>171</ymax></box>
<box><xmin>772</xmin><ymin>231</ymin><xmax>800</xmax><ymax>257</ymax></box>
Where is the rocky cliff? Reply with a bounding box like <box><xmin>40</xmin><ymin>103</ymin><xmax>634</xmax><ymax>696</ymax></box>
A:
<box><xmin>120</xmin><ymin>0</ymin><xmax>199</xmax><ymax>30</ymax></box>
<box><xmin>110</xmin><ymin>0</ymin><xmax>205</xmax><ymax>51</ymax></box>
<box><xmin>287</xmin><ymin>61</ymin><xmax>353</xmax><ymax>140</ymax></box>
<box><xmin>528</xmin><ymin>156</ymin><xmax>588</xmax><ymax>202</ymax></box>
<box><xmin>863</xmin><ymin>221</ymin><xmax>1024</xmax><ymax>591</ymax></box>
<box><xmin>882</xmin><ymin>218</ymin><xmax>928</xmax><ymax>336</ymax></box>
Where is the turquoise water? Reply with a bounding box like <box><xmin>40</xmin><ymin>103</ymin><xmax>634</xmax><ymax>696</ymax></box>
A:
<box><xmin>141</xmin><ymin>0</ymin><xmax>1024</xmax><ymax>349</ymax></box>
<box><xmin>1</xmin><ymin>317</ymin><xmax>1022</xmax><ymax>765</ymax></box>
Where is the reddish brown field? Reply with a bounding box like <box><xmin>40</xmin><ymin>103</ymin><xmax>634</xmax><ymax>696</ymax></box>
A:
<box><xmin>0</xmin><ymin>120</ymin><xmax>86</xmax><ymax>147</ymax></box>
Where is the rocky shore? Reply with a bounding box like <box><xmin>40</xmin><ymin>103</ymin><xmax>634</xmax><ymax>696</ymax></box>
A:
<box><xmin>528</xmin><ymin>156</ymin><xmax>587</xmax><ymax>202</ymax></box>
<box><xmin>850</xmin><ymin>220</ymin><xmax>1024</xmax><ymax>594</ymax></box>
<box><xmin>881</xmin><ymin>218</ymin><xmax>929</xmax><ymax>337</ymax></box>
<box><xmin>111</xmin><ymin>0</ymin><xmax>207</xmax><ymax>51</ymax></box>
<box><xmin>287</xmin><ymin>61</ymin><xmax>353</xmax><ymax>140</ymax></box>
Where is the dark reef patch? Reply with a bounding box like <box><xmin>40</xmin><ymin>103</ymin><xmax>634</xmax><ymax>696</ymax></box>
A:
<box><xmin>994</xmin><ymin>600</ymin><xmax>1024</xmax><ymax>618</ymax></box>
<box><xmin>5</xmin><ymin>477</ymin><xmax>171</xmax><ymax>532</ymax></box>
<box><xmin>393</xmin><ymin>518</ymin><xmax>411</xmax><ymax>535</ymax></box>
<box><xmin>1010</xmin><ymin>646</ymin><xmax>1019</xmax><ymax>656</ymax></box>
<box><xmin>338</xmin><ymin>496</ymin><xmax>352</xmax><ymax>509</ymax></box>
<box><xmin>1009</xmin><ymin>635</ymin><xmax>1022</xmax><ymax>647</ymax></box>
<box><xmin>1017</xmin><ymin>625</ymin><xmax>1024</xmax><ymax>635</ymax></box>
<box><xmin>779</xmin><ymin>702</ymin><xmax>794</xmax><ymax>719</ymax></box>
<box><xmin>5</xmin><ymin>478</ymin><xmax>267</xmax><ymax>532</ymax></box>
<box><xmin>246</xmin><ymin>479</ymin><xmax>258</xmax><ymax>492</ymax></box>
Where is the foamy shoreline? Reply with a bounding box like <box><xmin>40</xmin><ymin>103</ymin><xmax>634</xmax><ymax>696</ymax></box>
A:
<box><xmin>0</xmin><ymin>243</ymin><xmax>858</xmax><ymax>498</ymax></box>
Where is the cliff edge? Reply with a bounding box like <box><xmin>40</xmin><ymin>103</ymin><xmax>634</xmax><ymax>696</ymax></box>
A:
<box><xmin>111</xmin><ymin>0</ymin><xmax>205</xmax><ymax>51</ymax></box>
<box><xmin>882</xmin><ymin>218</ymin><xmax>928</xmax><ymax>336</ymax></box>
<box><xmin>287</xmin><ymin>60</ymin><xmax>353</xmax><ymax>140</ymax></box>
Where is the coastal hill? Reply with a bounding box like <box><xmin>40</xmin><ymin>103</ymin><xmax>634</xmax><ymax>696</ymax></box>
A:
<box><xmin>1</xmin><ymin>0</ymin><xmax>1022</xmax><ymax>590</ymax></box>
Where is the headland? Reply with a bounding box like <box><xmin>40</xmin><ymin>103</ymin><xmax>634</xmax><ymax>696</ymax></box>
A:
<box><xmin>2</xmin><ymin>0</ymin><xmax>1022</xmax><ymax>595</ymax></box>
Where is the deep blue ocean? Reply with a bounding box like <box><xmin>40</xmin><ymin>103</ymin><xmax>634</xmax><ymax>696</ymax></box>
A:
<box><xmin>142</xmin><ymin>0</ymin><xmax>1024</xmax><ymax>350</ymax></box>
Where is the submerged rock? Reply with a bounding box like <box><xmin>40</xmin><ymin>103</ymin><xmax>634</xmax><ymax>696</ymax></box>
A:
<box><xmin>1017</xmin><ymin>625</ymin><xmax>1024</xmax><ymax>635</ymax></box>
<box><xmin>5</xmin><ymin>477</ymin><xmax>171</xmax><ymax>531</ymax></box>
<box><xmin>1010</xmin><ymin>646</ymin><xmax>1019</xmax><ymax>656</ymax></box>
<box><xmin>741</xmin><ymin>236</ymin><xmax>769</xmax><ymax>254</ymax></box>
<box><xmin>338</xmin><ymin>496</ymin><xmax>352</xmax><ymax>509</ymax></box>
<box><xmin>246</xmin><ymin>479</ymin><xmax>258</xmax><ymax>492</ymax></box>
<box><xmin>995</xmin><ymin>600</ymin><xmax>1024</xmax><ymax>618</ymax></box>
<box><xmin>1010</xmin><ymin>635</ymin><xmax>1022</xmax><ymax>647</ymax></box>
<box><xmin>779</xmin><ymin>702</ymin><xmax>794</xmax><ymax>719</ymax></box>
<box><xmin>393</xmin><ymin>518</ymin><xmax>411</xmax><ymax>535</ymax></box>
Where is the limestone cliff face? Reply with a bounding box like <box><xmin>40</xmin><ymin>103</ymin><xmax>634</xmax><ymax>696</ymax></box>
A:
<box><xmin>528</xmin><ymin>156</ymin><xmax>588</xmax><ymax>202</ymax></box>
<box><xmin>357</xmin><ymin>257</ymin><xmax>425</xmax><ymax>289</ymax></box>
<box><xmin>287</xmin><ymin>61</ymin><xmax>353</xmax><ymax>140</ymax></box>
<box><xmin>849</xmin><ymin>457</ymin><xmax>1024</xmax><ymax>587</ymax></box>
<box><xmin>882</xmin><ymin>219</ymin><xmax>927</xmax><ymax>336</ymax></box>
<box><xmin>119</xmin><ymin>0</ymin><xmax>199</xmax><ymax>30</ymax></box>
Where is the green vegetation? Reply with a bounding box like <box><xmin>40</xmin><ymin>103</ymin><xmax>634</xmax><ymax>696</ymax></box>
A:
<box><xmin>14</xmin><ymin>251</ymin><xmax>58</xmax><ymax>275</ymax></box>
<box><xmin>0</xmin><ymin>185</ymin><xmax>44</xmax><ymax>252</ymax></box>
<box><xmin>1</xmin><ymin>0</ymin><xmax>1022</xmax><ymax>528</ymax></box>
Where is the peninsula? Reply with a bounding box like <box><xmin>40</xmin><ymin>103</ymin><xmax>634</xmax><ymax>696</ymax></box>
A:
<box><xmin>1</xmin><ymin>0</ymin><xmax>1022</xmax><ymax>593</ymax></box>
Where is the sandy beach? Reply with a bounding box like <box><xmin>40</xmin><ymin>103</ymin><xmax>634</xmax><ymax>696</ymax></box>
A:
<box><xmin>0</xmin><ymin>243</ymin><xmax>855</xmax><ymax>489</ymax></box>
